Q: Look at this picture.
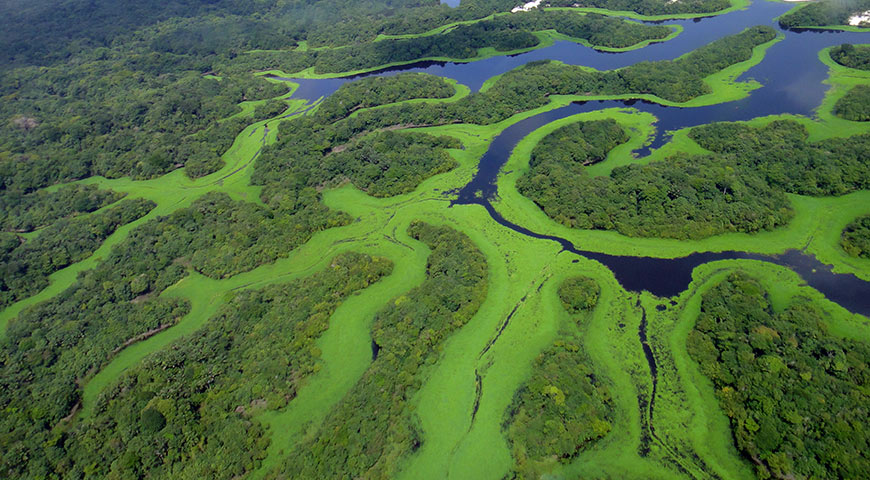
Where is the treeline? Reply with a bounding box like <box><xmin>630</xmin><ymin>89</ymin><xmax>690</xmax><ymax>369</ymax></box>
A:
<box><xmin>0</xmin><ymin>73</ymin><xmax>465</xmax><ymax>476</ymax></box>
<box><xmin>1</xmin><ymin>0</ymin><xmax>473</xmax><ymax>68</ymax></box>
<box><xmin>547</xmin><ymin>0</ymin><xmax>731</xmax><ymax>16</ymax></box>
<box><xmin>0</xmin><ymin>184</ymin><xmax>123</xmax><ymax>232</ymax></box>
<box><xmin>689</xmin><ymin>119</ymin><xmax>870</xmax><ymax>196</ymax></box>
<box><xmin>830</xmin><ymin>43</ymin><xmax>870</xmax><ymax>70</ymax></box>
<box><xmin>779</xmin><ymin>0</ymin><xmax>870</xmax><ymax>29</ymax></box>
<box><xmin>834</xmin><ymin>85</ymin><xmax>870</xmax><ymax>121</ymax></box>
<box><xmin>0</xmin><ymin>68</ymin><xmax>288</xmax><ymax>199</ymax></box>
<box><xmin>482</xmin><ymin>24</ymin><xmax>774</xmax><ymax>104</ymax></box>
<box><xmin>272</xmin><ymin>222</ymin><xmax>489</xmax><ymax>479</ymax></box>
<box><xmin>0</xmin><ymin>191</ymin><xmax>352</xmax><ymax>477</ymax></box>
<box><xmin>527</xmin><ymin>119</ymin><xmax>630</xmax><ymax>168</ymax></box>
<box><xmin>312</xmin><ymin>73</ymin><xmax>456</xmax><ymax>124</ymax></box>
<box><xmin>520</xmin><ymin>118</ymin><xmax>870</xmax><ymax>240</ymax></box>
<box><xmin>504</xmin><ymin>276</ymin><xmax>611</xmax><ymax>479</ymax></box>
<box><xmin>841</xmin><ymin>215</ymin><xmax>870</xmax><ymax>258</ymax></box>
<box><xmin>0</xmin><ymin>198</ymin><xmax>154</xmax><ymax>308</ymax></box>
<box><xmin>329</xmin><ymin>25</ymin><xmax>775</xmax><ymax>129</ymax></box>
<box><xmin>253</xmin><ymin>74</ymin><xmax>463</xmax><ymax>208</ymax></box>
<box><xmin>245</xmin><ymin>11</ymin><xmax>673</xmax><ymax>75</ymax></box>
<box><xmin>687</xmin><ymin>272</ymin><xmax>870</xmax><ymax>479</ymax></box>
<box><xmin>254</xmin><ymin>26</ymin><xmax>775</xmax><ymax>155</ymax></box>
<box><xmin>52</xmin><ymin>252</ymin><xmax>392</xmax><ymax>479</ymax></box>
<box><xmin>517</xmin><ymin>119</ymin><xmax>793</xmax><ymax>239</ymax></box>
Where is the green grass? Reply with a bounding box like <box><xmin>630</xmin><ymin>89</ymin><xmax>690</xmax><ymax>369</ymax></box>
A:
<box><xmin>490</xmin><ymin>52</ymin><xmax>870</xmax><ymax>282</ymax></box>
<box><xmin>4</xmin><ymin>25</ymin><xmax>870</xmax><ymax>480</ymax></box>
<box><xmin>651</xmin><ymin>258</ymin><xmax>870</xmax><ymax>480</ymax></box>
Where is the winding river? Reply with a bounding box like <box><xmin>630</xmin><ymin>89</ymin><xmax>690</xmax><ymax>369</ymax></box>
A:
<box><xmin>277</xmin><ymin>0</ymin><xmax>870</xmax><ymax>316</ymax></box>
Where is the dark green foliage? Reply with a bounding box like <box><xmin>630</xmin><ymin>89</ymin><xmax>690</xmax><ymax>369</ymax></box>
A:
<box><xmin>0</xmin><ymin>68</ymin><xmax>287</xmax><ymax>196</ymax></box>
<box><xmin>0</xmin><ymin>191</ymin><xmax>350</xmax><ymax>477</ymax></box>
<box><xmin>327</xmin><ymin>131</ymin><xmax>459</xmax><ymax>197</ymax></box>
<box><xmin>0</xmin><ymin>296</ymin><xmax>189</xmax><ymax>479</ymax></box>
<box><xmin>779</xmin><ymin>0</ymin><xmax>870</xmax><ymax>29</ymax></box>
<box><xmin>690</xmin><ymin>120</ymin><xmax>870</xmax><ymax>196</ymax></box>
<box><xmin>830</xmin><ymin>43</ymin><xmax>870</xmax><ymax>71</ymax></box>
<box><xmin>253</xmin><ymin>75</ymin><xmax>463</xmax><ymax>205</ymax></box>
<box><xmin>0</xmin><ymin>184</ymin><xmax>124</xmax><ymax>232</ymax></box>
<box><xmin>314</xmin><ymin>0</ymin><xmax>719</xmax><ymax>47</ymax></box>
<box><xmin>1</xmin><ymin>0</ymin><xmax>462</xmax><ymax>68</ymax></box>
<box><xmin>558</xmin><ymin>276</ymin><xmax>601</xmax><ymax>314</ymax></box>
<box><xmin>687</xmin><ymin>272</ymin><xmax>870</xmax><ymax>479</ymax></box>
<box><xmin>253</xmin><ymin>98</ymin><xmax>290</xmax><ymax>120</ymax></box>
<box><xmin>518</xmin><ymin>119</ymin><xmax>792</xmax><ymax>239</ymax></box>
<box><xmin>530</xmin><ymin>119</ymin><xmax>630</xmax><ymax>168</ymax></box>
<box><xmin>505</xmin><ymin>339</ymin><xmax>613</xmax><ymax>478</ymax></box>
<box><xmin>504</xmin><ymin>278</ymin><xmax>611</xmax><ymax>478</ymax></box>
<box><xmin>841</xmin><ymin>215</ymin><xmax>870</xmax><ymax>258</ymax></box>
<box><xmin>103</xmin><ymin>192</ymin><xmax>345</xmax><ymax>281</ymax></box>
<box><xmin>0</xmin><ymin>198</ymin><xmax>155</xmax><ymax>308</ymax></box>
<box><xmin>140</xmin><ymin>408</ymin><xmax>166</xmax><ymax>434</ymax></box>
<box><xmin>834</xmin><ymin>85</ymin><xmax>870</xmax><ymax>121</ymax></box>
<box><xmin>57</xmin><ymin>252</ymin><xmax>392</xmax><ymax>479</ymax></box>
<box><xmin>547</xmin><ymin>0</ymin><xmax>730</xmax><ymax>16</ymax></box>
<box><xmin>312</xmin><ymin>73</ymin><xmax>455</xmax><ymax>124</ymax></box>
<box><xmin>303</xmin><ymin>26</ymin><xmax>775</xmax><ymax>134</ymax></box>
<box><xmin>274</xmin><ymin>222</ymin><xmax>488</xmax><ymax>480</ymax></box>
<box><xmin>256</xmin><ymin>11</ymin><xmax>673</xmax><ymax>75</ymax></box>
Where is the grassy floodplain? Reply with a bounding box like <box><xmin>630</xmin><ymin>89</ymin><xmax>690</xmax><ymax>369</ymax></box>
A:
<box><xmin>2</xmin><ymin>6</ymin><xmax>869</xmax><ymax>479</ymax></box>
<box><xmin>649</xmin><ymin>258</ymin><xmax>870</xmax><ymax>480</ymax></box>
<box><xmin>491</xmin><ymin>49</ymin><xmax>870</xmax><ymax>284</ymax></box>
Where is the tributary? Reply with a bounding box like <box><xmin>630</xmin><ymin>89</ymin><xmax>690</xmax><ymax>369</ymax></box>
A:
<box><xmin>277</xmin><ymin>0</ymin><xmax>870</xmax><ymax>315</ymax></box>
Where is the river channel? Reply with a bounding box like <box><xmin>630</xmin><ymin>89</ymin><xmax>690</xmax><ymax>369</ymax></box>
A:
<box><xmin>276</xmin><ymin>0</ymin><xmax>870</xmax><ymax>316</ymax></box>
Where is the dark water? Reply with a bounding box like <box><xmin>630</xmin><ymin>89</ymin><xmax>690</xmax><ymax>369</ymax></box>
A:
<box><xmin>276</xmin><ymin>1</ymin><xmax>870</xmax><ymax>315</ymax></box>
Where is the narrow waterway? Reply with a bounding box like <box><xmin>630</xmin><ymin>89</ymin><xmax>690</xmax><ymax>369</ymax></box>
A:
<box><xmin>276</xmin><ymin>1</ymin><xmax>870</xmax><ymax>315</ymax></box>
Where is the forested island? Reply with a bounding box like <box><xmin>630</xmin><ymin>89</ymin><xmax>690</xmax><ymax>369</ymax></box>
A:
<box><xmin>1</xmin><ymin>0</ymin><xmax>869</xmax><ymax>479</ymax></box>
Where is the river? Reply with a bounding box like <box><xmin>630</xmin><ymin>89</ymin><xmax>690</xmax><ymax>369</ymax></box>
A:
<box><xmin>276</xmin><ymin>0</ymin><xmax>870</xmax><ymax>315</ymax></box>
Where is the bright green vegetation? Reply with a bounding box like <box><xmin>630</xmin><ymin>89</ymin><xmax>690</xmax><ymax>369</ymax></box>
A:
<box><xmin>779</xmin><ymin>0</ymin><xmax>870</xmax><ymax>30</ymax></box>
<box><xmin>515</xmin><ymin>116</ymin><xmax>870</xmax><ymax>241</ymax></box>
<box><xmin>266</xmin><ymin>26</ymin><xmax>774</xmax><ymax>132</ymax></box>
<box><xmin>0</xmin><ymin>190</ymin><xmax>359</xmax><ymax>475</ymax></box>
<box><xmin>245</xmin><ymin>11</ymin><xmax>674</xmax><ymax>75</ymax></box>
<box><xmin>0</xmin><ymin>184</ymin><xmax>124</xmax><ymax>232</ymax></box>
<box><xmin>517</xmin><ymin>117</ymin><xmax>792</xmax><ymax>239</ymax></box>
<box><xmin>55</xmin><ymin>252</ymin><xmax>392</xmax><ymax>479</ymax></box>
<box><xmin>252</xmin><ymin>75</ymin><xmax>465</xmax><ymax>208</ymax></box>
<box><xmin>3</xmin><ymin>1</ymin><xmax>870</xmax><ymax>479</ymax></box>
<box><xmin>504</xmin><ymin>276</ymin><xmax>613</xmax><ymax>479</ymax></box>
<box><xmin>273</xmin><ymin>222</ymin><xmax>488</xmax><ymax>479</ymax></box>
<box><xmin>0</xmin><ymin>198</ymin><xmax>154</xmax><ymax>308</ymax></box>
<box><xmin>841</xmin><ymin>215</ymin><xmax>870</xmax><ymax>258</ymax></box>
<box><xmin>834</xmin><ymin>85</ymin><xmax>870</xmax><ymax>121</ymax></box>
<box><xmin>687</xmin><ymin>271</ymin><xmax>870</xmax><ymax>479</ymax></box>
<box><xmin>491</xmin><ymin>25</ymin><xmax>775</xmax><ymax>104</ymax></box>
